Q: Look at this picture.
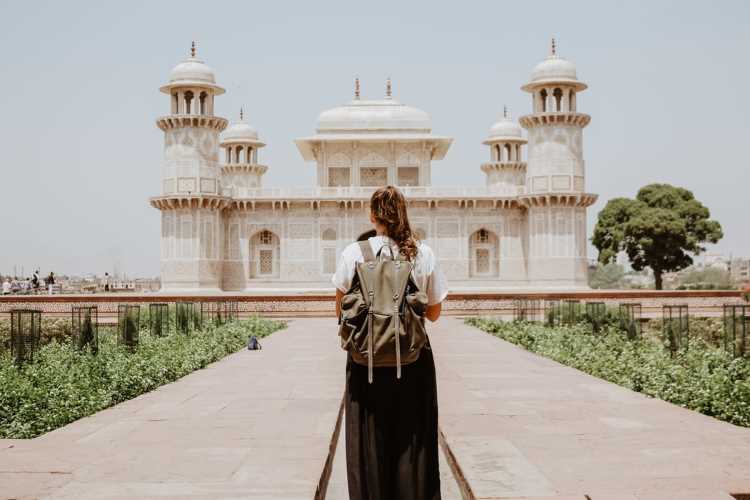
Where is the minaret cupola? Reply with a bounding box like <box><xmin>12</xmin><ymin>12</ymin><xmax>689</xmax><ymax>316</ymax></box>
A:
<box><xmin>520</xmin><ymin>39</ymin><xmax>591</xmax><ymax>195</ymax></box>
<box><xmin>481</xmin><ymin>106</ymin><xmax>527</xmax><ymax>194</ymax></box>
<box><xmin>220</xmin><ymin>108</ymin><xmax>268</xmax><ymax>195</ymax></box>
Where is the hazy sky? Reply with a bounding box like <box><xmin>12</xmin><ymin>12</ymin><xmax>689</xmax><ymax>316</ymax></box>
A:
<box><xmin>1</xmin><ymin>0</ymin><xmax>748</xmax><ymax>278</ymax></box>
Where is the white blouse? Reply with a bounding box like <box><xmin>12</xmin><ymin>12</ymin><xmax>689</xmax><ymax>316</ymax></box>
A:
<box><xmin>331</xmin><ymin>235</ymin><xmax>449</xmax><ymax>306</ymax></box>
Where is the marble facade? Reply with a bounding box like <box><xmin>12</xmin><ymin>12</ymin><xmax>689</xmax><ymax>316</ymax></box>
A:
<box><xmin>150</xmin><ymin>41</ymin><xmax>597</xmax><ymax>292</ymax></box>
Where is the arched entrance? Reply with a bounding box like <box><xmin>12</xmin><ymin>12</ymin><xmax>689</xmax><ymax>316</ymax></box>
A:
<box><xmin>249</xmin><ymin>230</ymin><xmax>280</xmax><ymax>278</ymax></box>
<box><xmin>469</xmin><ymin>228</ymin><xmax>499</xmax><ymax>277</ymax></box>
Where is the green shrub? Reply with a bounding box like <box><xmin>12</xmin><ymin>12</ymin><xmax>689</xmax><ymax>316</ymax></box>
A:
<box><xmin>466</xmin><ymin>317</ymin><xmax>750</xmax><ymax>427</ymax></box>
<box><xmin>0</xmin><ymin>316</ymin><xmax>285</xmax><ymax>438</ymax></box>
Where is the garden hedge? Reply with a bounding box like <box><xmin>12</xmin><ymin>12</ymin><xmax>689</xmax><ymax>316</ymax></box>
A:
<box><xmin>467</xmin><ymin>317</ymin><xmax>750</xmax><ymax>427</ymax></box>
<box><xmin>0</xmin><ymin>316</ymin><xmax>284</xmax><ymax>438</ymax></box>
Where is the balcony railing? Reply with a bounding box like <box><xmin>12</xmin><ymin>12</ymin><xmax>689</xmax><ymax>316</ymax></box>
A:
<box><xmin>230</xmin><ymin>185</ymin><xmax>527</xmax><ymax>200</ymax></box>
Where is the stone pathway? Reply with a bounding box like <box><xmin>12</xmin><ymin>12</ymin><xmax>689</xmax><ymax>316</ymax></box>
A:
<box><xmin>326</xmin><ymin>411</ymin><xmax>463</xmax><ymax>500</ymax></box>
<box><xmin>430</xmin><ymin>317</ymin><xmax>750</xmax><ymax>500</ymax></box>
<box><xmin>3</xmin><ymin>316</ymin><xmax>750</xmax><ymax>499</ymax></box>
<box><xmin>0</xmin><ymin>318</ymin><xmax>346</xmax><ymax>499</ymax></box>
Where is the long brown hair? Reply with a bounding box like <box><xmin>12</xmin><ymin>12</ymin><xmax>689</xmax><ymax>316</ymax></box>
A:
<box><xmin>370</xmin><ymin>186</ymin><xmax>418</xmax><ymax>261</ymax></box>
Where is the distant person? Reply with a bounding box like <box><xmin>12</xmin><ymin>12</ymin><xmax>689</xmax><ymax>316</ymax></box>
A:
<box><xmin>10</xmin><ymin>277</ymin><xmax>20</xmax><ymax>294</ymax></box>
<box><xmin>31</xmin><ymin>270</ymin><xmax>40</xmax><ymax>291</ymax></box>
<box><xmin>46</xmin><ymin>272</ymin><xmax>55</xmax><ymax>294</ymax></box>
<box><xmin>103</xmin><ymin>272</ymin><xmax>110</xmax><ymax>292</ymax></box>
<box><xmin>2</xmin><ymin>278</ymin><xmax>10</xmax><ymax>295</ymax></box>
<box><xmin>333</xmin><ymin>186</ymin><xmax>448</xmax><ymax>500</ymax></box>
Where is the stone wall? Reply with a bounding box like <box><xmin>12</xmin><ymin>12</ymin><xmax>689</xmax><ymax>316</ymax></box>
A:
<box><xmin>1</xmin><ymin>290</ymin><xmax>745</xmax><ymax>321</ymax></box>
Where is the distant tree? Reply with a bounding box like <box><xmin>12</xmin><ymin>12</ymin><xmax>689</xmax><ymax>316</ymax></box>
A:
<box><xmin>589</xmin><ymin>262</ymin><xmax>626</xmax><ymax>289</ymax></box>
<box><xmin>592</xmin><ymin>184</ymin><xmax>723</xmax><ymax>290</ymax></box>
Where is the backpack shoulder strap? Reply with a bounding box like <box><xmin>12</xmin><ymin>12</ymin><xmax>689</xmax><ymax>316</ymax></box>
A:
<box><xmin>358</xmin><ymin>240</ymin><xmax>376</xmax><ymax>262</ymax></box>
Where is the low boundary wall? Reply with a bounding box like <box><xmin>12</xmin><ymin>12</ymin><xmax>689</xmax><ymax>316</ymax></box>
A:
<box><xmin>0</xmin><ymin>290</ymin><xmax>745</xmax><ymax>321</ymax></box>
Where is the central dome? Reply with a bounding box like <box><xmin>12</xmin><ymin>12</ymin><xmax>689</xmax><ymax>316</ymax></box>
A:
<box><xmin>316</xmin><ymin>99</ymin><xmax>431</xmax><ymax>133</ymax></box>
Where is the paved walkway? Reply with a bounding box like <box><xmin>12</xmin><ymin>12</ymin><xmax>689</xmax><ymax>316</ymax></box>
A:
<box><xmin>0</xmin><ymin>319</ymin><xmax>346</xmax><ymax>499</ymax></box>
<box><xmin>326</xmin><ymin>407</ymin><xmax>463</xmax><ymax>500</ymax></box>
<box><xmin>430</xmin><ymin>317</ymin><xmax>750</xmax><ymax>500</ymax></box>
<box><xmin>3</xmin><ymin>317</ymin><xmax>750</xmax><ymax>499</ymax></box>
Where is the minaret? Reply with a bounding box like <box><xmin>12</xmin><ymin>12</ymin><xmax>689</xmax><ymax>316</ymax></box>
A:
<box><xmin>150</xmin><ymin>43</ymin><xmax>229</xmax><ymax>291</ymax></box>
<box><xmin>220</xmin><ymin>108</ymin><xmax>268</xmax><ymax>196</ymax></box>
<box><xmin>519</xmin><ymin>39</ymin><xmax>597</xmax><ymax>288</ymax></box>
<box><xmin>481</xmin><ymin>106</ymin><xmax>526</xmax><ymax>195</ymax></box>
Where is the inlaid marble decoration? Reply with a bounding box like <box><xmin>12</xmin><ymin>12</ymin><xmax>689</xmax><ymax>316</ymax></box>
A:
<box><xmin>150</xmin><ymin>43</ymin><xmax>597</xmax><ymax>291</ymax></box>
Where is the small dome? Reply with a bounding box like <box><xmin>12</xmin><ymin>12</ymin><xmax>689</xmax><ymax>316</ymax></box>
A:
<box><xmin>159</xmin><ymin>44</ymin><xmax>225</xmax><ymax>94</ymax></box>
<box><xmin>317</xmin><ymin>99</ymin><xmax>431</xmax><ymax>132</ymax></box>
<box><xmin>488</xmin><ymin>116</ymin><xmax>523</xmax><ymax>140</ymax></box>
<box><xmin>521</xmin><ymin>41</ymin><xmax>587</xmax><ymax>92</ymax></box>
<box><xmin>531</xmin><ymin>55</ymin><xmax>578</xmax><ymax>83</ymax></box>
<box><xmin>222</xmin><ymin>120</ymin><xmax>262</xmax><ymax>144</ymax></box>
<box><xmin>169</xmin><ymin>56</ymin><xmax>217</xmax><ymax>86</ymax></box>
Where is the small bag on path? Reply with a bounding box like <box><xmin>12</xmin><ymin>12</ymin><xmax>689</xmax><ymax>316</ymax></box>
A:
<box><xmin>338</xmin><ymin>240</ymin><xmax>428</xmax><ymax>383</ymax></box>
<box><xmin>247</xmin><ymin>335</ymin><xmax>262</xmax><ymax>350</ymax></box>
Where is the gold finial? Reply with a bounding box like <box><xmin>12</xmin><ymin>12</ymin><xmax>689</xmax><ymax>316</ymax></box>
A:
<box><xmin>551</xmin><ymin>38</ymin><xmax>556</xmax><ymax>56</ymax></box>
<box><xmin>355</xmin><ymin>78</ymin><xmax>360</xmax><ymax>99</ymax></box>
<box><xmin>191</xmin><ymin>41</ymin><xmax>196</xmax><ymax>57</ymax></box>
<box><xmin>386</xmin><ymin>77</ymin><xmax>392</xmax><ymax>98</ymax></box>
<box><xmin>240</xmin><ymin>107</ymin><xmax>244</xmax><ymax>121</ymax></box>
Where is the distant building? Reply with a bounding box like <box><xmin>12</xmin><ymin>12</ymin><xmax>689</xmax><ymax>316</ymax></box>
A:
<box><xmin>730</xmin><ymin>258</ymin><xmax>750</xmax><ymax>286</ymax></box>
<box><xmin>150</xmin><ymin>40</ymin><xmax>597</xmax><ymax>291</ymax></box>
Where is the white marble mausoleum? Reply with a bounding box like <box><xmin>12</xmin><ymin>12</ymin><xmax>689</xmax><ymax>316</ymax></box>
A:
<box><xmin>150</xmin><ymin>41</ymin><xmax>597</xmax><ymax>292</ymax></box>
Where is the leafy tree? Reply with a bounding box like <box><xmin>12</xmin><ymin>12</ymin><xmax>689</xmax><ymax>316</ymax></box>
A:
<box><xmin>589</xmin><ymin>262</ymin><xmax>626</xmax><ymax>289</ymax></box>
<box><xmin>592</xmin><ymin>184</ymin><xmax>723</xmax><ymax>290</ymax></box>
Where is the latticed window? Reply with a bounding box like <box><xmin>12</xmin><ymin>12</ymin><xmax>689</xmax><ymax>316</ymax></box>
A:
<box><xmin>360</xmin><ymin>167</ymin><xmax>387</xmax><ymax>187</ymax></box>
<box><xmin>259</xmin><ymin>230</ymin><xmax>273</xmax><ymax>245</ymax></box>
<box><xmin>321</xmin><ymin>228</ymin><xmax>337</xmax><ymax>241</ymax></box>
<box><xmin>476</xmin><ymin>248</ymin><xmax>490</xmax><ymax>274</ymax></box>
<box><xmin>397</xmin><ymin>167</ymin><xmax>419</xmax><ymax>186</ymax></box>
<box><xmin>469</xmin><ymin>228</ymin><xmax>498</xmax><ymax>278</ymax></box>
<box><xmin>259</xmin><ymin>249</ymin><xmax>273</xmax><ymax>275</ymax></box>
<box><xmin>475</xmin><ymin>229</ymin><xmax>489</xmax><ymax>243</ymax></box>
<box><xmin>323</xmin><ymin>247</ymin><xmax>337</xmax><ymax>274</ymax></box>
<box><xmin>328</xmin><ymin>167</ymin><xmax>350</xmax><ymax>187</ymax></box>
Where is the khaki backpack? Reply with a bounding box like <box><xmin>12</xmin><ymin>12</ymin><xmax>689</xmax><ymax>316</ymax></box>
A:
<box><xmin>338</xmin><ymin>240</ymin><xmax>429</xmax><ymax>383</ymax></box>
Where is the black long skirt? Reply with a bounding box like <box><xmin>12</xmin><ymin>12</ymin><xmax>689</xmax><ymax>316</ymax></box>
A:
<box><xmin>345</xmin><ymin>340</ymin><xmax>441</xmax><ymax>500</ymax></box>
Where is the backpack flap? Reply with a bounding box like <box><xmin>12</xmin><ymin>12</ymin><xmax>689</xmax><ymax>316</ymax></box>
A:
<box><xmin>337</xmin><ymin>239</ymin><xmax>429</xmax><ymax>383</ymax></box>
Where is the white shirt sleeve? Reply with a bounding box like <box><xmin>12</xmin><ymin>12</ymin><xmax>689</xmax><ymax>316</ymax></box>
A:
<box><xmin>331</xmin><ymin>244</ymin><xmax>356</xmax><ymax>293</ymax></box>
<box><xmin>424</xmin><ymin>248</ymin><xmax>449</xmax><ymax>306</ymax></box>
<box><xmin>332</xmin><ymin>239</ymin><xmax>449</xmax><ymax>305</ymax></box>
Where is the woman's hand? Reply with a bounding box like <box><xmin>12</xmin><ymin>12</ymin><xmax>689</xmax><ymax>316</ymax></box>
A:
<box><xmin>335</xmin><ymin>289</ymin><xmax>344</xmax><ymax>318</ymax></box>
<box><xmin>425</xmin><ymin>303</ymin><xmax>441</xmax><ymax>322</ymax></box>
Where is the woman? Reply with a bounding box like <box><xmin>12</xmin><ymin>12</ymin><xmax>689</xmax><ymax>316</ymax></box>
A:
<box><xmin>332</xmin><ymin>185</ymin><xmax>448</xmax><ymax>500</ymax></box>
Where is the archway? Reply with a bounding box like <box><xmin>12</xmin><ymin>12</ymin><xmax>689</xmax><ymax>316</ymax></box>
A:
<box><xmin>469</xmin><ymin>228</ymin><xmax>499</xmax><ymax>277</ymax></box>
<box><xmin>249</xmin><ymin>230</ymin><xmax>280</xmax><ymax>278</ymax></box>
